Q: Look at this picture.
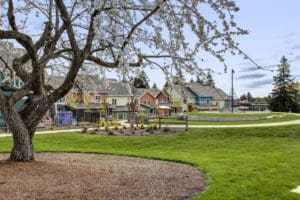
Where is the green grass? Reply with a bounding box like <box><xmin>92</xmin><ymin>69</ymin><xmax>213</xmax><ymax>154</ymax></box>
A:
<box><xmin>186</xmin><ymin>112</ymin><xmax>286</xmax><ymax>118</ymax></box>
<box><xmin>151</xmin><ymin>113</ymin><xmax>300</xmax><ymax>125</ymax></box>
<box><xmin>1</xmin><ymin>125</ymin><xmax>300</xmax><ymax>199</ymax></box>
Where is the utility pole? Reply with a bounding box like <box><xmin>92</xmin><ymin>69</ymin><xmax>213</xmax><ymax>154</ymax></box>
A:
<box><xmin>231</xmin><ymin>69</ymin><xmax>235</xmax><ymax>113</ymax></box>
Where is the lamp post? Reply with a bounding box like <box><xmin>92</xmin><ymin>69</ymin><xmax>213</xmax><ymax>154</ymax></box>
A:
<box><xmin>231</xmin><ymin>69</ymin><xmax>235</xmax><ymax>113</ymax></box>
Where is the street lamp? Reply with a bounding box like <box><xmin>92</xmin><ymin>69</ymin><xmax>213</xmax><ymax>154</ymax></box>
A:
<box><xmin>231</xmin><ymin>69</ymin><xmax>235</xmax><ymax>113</ymax></box>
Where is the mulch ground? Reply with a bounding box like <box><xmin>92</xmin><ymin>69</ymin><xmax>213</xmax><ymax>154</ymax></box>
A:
<box><xmin>87</xmin><ymin>127</ymin><xmax>187</xmax><ymax>136</ymax></box>
<box><xmin>0</xmin><ymin>153</ymin><xmax>206</xmax><ymax>200</ymax></box>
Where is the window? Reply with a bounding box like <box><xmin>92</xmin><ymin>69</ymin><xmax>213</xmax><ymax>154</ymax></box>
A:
<box><xmin>134</xmin><ymin>99</ymin><xmax>139</xmax><ymax>105</ymax></box>
<box><xmin>59</xmin><ymin>98</ymin><xmax>65</xmax><ymax>103</ymax></box>
<box><xmin>206</xmin><ymin>99</ymin><xmax>210</xmax><ymax>105</ymax></box>
<box><xmin>118</xmin><ymin>113</ymin><xmax>123</xmax><ymax>119</ymax></box>
<box><xmin>112</xmin><ymin>99</ymin><xmax>117</xmax><ymax>106</ymax></box>
<box><xmin>144</xmin><ymin>100</ymin><xmax>150</xmax><ymax>105</ymax></box>
<box><xmin>95</xmin><ymin>95</ymin><xmax>101</xmax><ymax>103</ymax></box>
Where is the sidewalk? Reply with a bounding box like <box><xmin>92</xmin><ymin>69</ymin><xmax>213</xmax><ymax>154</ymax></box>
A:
<box><xmin>0</xmin><ymin>119</ymin><xmax>299</xmax><ymax>138</ymax></box>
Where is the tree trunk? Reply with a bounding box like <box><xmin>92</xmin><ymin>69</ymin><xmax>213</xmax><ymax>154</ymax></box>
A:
<box><xmin>9</xmin><ymin>124</ymin><xmax>35</xmax><ymax>161</ymax></box>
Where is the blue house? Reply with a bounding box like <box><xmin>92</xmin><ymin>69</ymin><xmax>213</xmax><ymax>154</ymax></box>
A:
<box><xmin>186</xmin><ymin>83</ymin><xmax>230</xmax><ymax>111</ymax></box>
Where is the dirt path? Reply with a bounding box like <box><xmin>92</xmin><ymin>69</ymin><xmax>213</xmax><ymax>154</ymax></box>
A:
<box><xmin>0</xmin><ymin>153</ymin><xmax>206</xmax><ymax>200</ymax></box>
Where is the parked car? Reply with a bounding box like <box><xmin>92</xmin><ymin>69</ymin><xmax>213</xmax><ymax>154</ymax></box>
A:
<box><xmin>0</xmin><ymin>121</ymin><xmax>7</xmax><ymax>130</ymax></box>
<box><xmin>177</xmin><ymin>113</ymin><xmax>187</xmax><ymax>120</ymax></box>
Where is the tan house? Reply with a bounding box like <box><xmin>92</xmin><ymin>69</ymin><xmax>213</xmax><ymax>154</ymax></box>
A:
<box><xmin>164</xmin><ymin>83</ymin><xmax>195</xmax><ymax>112</ymax></box>
<box><xmin>165</xmin><ymin>82</ymin><xmax>230</xmax><ymax>112</ymax></box>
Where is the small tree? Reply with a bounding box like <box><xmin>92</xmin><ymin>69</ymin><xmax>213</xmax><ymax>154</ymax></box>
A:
<box><xmin>173</xmin><ymin>97</ymin><xmax>183</xmax><ymax>113</ymax></box>
<box><xmin>66</xmin><ymin>93</ymin><xmax>77</xmax><ymax>109</ymax></box>
<box><xmin>127</xmin><ymin>84</ymin><xmax>138</xmax><ymax>122</ymax></box>
<box><xmin>270</xmin><ymin>56</ymin><xmax>299</xmax><ymax>112</ymax></box>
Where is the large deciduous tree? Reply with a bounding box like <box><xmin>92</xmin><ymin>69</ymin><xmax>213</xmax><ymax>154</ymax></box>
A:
<box><xmin>0</xmin><ymin>0</ymin><xmax>248</xmax><ymax>161</ymax></box>
<box><xmin>270</xmin><ymin>56</ymin><xmax>299</xmax><ymax>112</ymax></box>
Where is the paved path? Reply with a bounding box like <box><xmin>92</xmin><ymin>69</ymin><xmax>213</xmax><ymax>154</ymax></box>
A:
<box><xmin>0</xmin><ymin>119</ymin><xmax>299</xmax><ymax>138</ymax></box>
<box><xmin>185</xmin><ymin>119</ymin><xmax>300</xmax><ymax>128</ymax></box>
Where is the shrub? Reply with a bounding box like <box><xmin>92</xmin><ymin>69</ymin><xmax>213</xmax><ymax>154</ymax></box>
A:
<box><xmin>163</xmin><ymin>126</ymin><xmax>170</xmax><ymax>132</ymax></box>
<box><xmin>146</xmin><ymin>125</ymin><xmax>153</xmax><ymax>132</ymax></box>
<box><xmin>114</xmin><ymin>125</ymin><xmax>118</xmax><ymax>130</ymax></box>
<box><xmin>105</xmin><ymin>125</ymin><xmax>109</xmax><ymax>132</ymax></box>
<box><xmin>119</xmin><ymin>127</ymin><xmax>124</xmax><ymax>133</ymax></box>
<box><xmin>100</xmin><ymin>121</ymin><xmax>105</xmax><ymax>127</ymax></box>
<box><xmin>123</xmin><ymin>125</ymin><xmax>127</xmax><ymax>129</ymax></box>
<box><xmin>94</xmin><ymin>123</ymin><xmax>100</xmax><ymax>129</ymax></box>
<box><xmin>46</xmin><ymin>125</ymin><xmax>54</xmax><ymax>130</ymax></box>
<box><xmin>81</xmin><ymin>126</ymin><xmax>88</xmax><ymax>134</ymax></box>
<box><xmin>108</xmin><ymin>129</ymin><xmax>114</xmax><ymax>135</ymax></box>
<box><xmin>140</xmin><ymin>123</ymin><xmax>145</xmax><ymax>129</ymax></box>
<box><xmin>153</xmin><ymin>124</ymin><xmax>158</xmax><ymax>130</ymax></box>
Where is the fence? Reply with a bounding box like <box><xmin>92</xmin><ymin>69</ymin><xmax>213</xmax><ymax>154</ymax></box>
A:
<box><xmin>127</xmin><ymin>115</ymin><xmax>189</xmax><ymax>131</ymax></box>
<box><xmin>187</xmin><ymin>116</ymin><xmax>266</xmax><ymax>122</ymax></box>
<box><xmin>157</xmin><ymin>115</ymin><xmax>189</xmax><ymax>131</ymax></box>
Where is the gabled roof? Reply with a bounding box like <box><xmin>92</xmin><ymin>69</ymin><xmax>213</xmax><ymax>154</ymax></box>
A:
<box><xmin>47</xmin><ymin>76</ymin><xmax>131</xmax><ymax>96</ymax></box>
<box><xmin>135</xmin><ymin>88</ymin><xmax>160</xmax><ymax>98</ymax></box>
<box><xmin>215</xmin><ymin>88</ymin><xmax>230</xmax><ymax>100</ymax></box>
<box><xmin>106</xmin><ymin>81</ymin><xmax>131</xmax><ymax>96</ymax></box>
<box><xmin>166</xmin><ymin>84</ymin><xmax>195</xmax><ymax>98</ymax></box>
<box><xmin>186</xmin><ymin>83</ymin><xmax>229</xmax><ymax>100</ymax></box>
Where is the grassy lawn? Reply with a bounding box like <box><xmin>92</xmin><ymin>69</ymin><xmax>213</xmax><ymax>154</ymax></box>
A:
<box><xmin>186</xmin><ymin>112</ymin><xmax>287</xmax><ymax>118</ymax></box>
<box><xmin>1</xmin><ymin>125</ymin><xmax>300</xmax><ymax>199</ymax></box>
<box><xmin>151</xmin><ymin>113</ymin><xmax>300</xmax><ymax>125</ymax></box>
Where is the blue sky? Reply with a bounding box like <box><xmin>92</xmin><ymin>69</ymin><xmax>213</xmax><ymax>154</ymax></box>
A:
<box><xmin>147</xmin><ymin>0</ymin><xmax>300</xmax><ymax>97</ymax></box>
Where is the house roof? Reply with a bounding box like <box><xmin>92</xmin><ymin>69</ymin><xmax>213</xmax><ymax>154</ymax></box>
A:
<box><xmin>187</xmin><ymin>83</ymin><xmax>230</xmax><ymax>100</ymax></box>
<box><xmin>186</xmin><ymin>83</ymin><xmax>230</xmax><ymax>100</ymax></box>
<box><xmin>111</xmin><ymin>106</ymin><xmax>131</xmax><ymax>112</ymax></box>
<box><xmin>106</xmin><ymin>81</ymin><xmax>131</xmax><ymax>96</ymax></box>
<box><xmin>168</xmin><ymin>84</ymin><xmax>195</xmax><ymax>98</ymax></box>
<box><xmin>135</xmin><ymin>88</ymin><xmax>160</xmax><ymax>98</ymax></box>
<box><xmin>216</xmin><ymin>88</ymin><xmax>230</xmax><ymax>100</ymax></box>
<box><xmin>47</xmin><ymin>76</ymin><xmax>131</xmax><ymax>96</ymax></box>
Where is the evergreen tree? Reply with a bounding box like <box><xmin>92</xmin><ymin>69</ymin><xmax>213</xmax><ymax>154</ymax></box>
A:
<box><xmin>152</xmin><ymin>83</ymin><xmax>158</xmax><ymax>89</ymax></box>
<box><xmin>163</xmin><ymin>81</ymin><xmax>169</xmax><ymax>88</ymax></box>
<box><xmin>270</xmin><ymin>56</ymin><xmax>299</xmax><ymax>112</ymax></box>
<box><xmin>196</xmin><ymin>76</ymin><xmax>203</xmax><ymax>84</ymax></box>
<box><xmin>240</xmin><ymin>94</ymin><xmax>247</xmax><ymax>100</ymax></box>
<box><xmin>133</xmin><ymin>71</ymin><xmax>150</xmax><ymax>88</ymax></box>
<box><xmin>173</xmin><ymin>68</ymin><xmax>185</xmax><ymax>84</ymax></box>
<box><xmin>206</xmin><ymin>71</ymin><xmax>215</xmax><ymax>87</ymax></box>
<box><xmin>247</xmin><ymin>92</ymin><xmax>253</xmax><ymax>102</ymax></box>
